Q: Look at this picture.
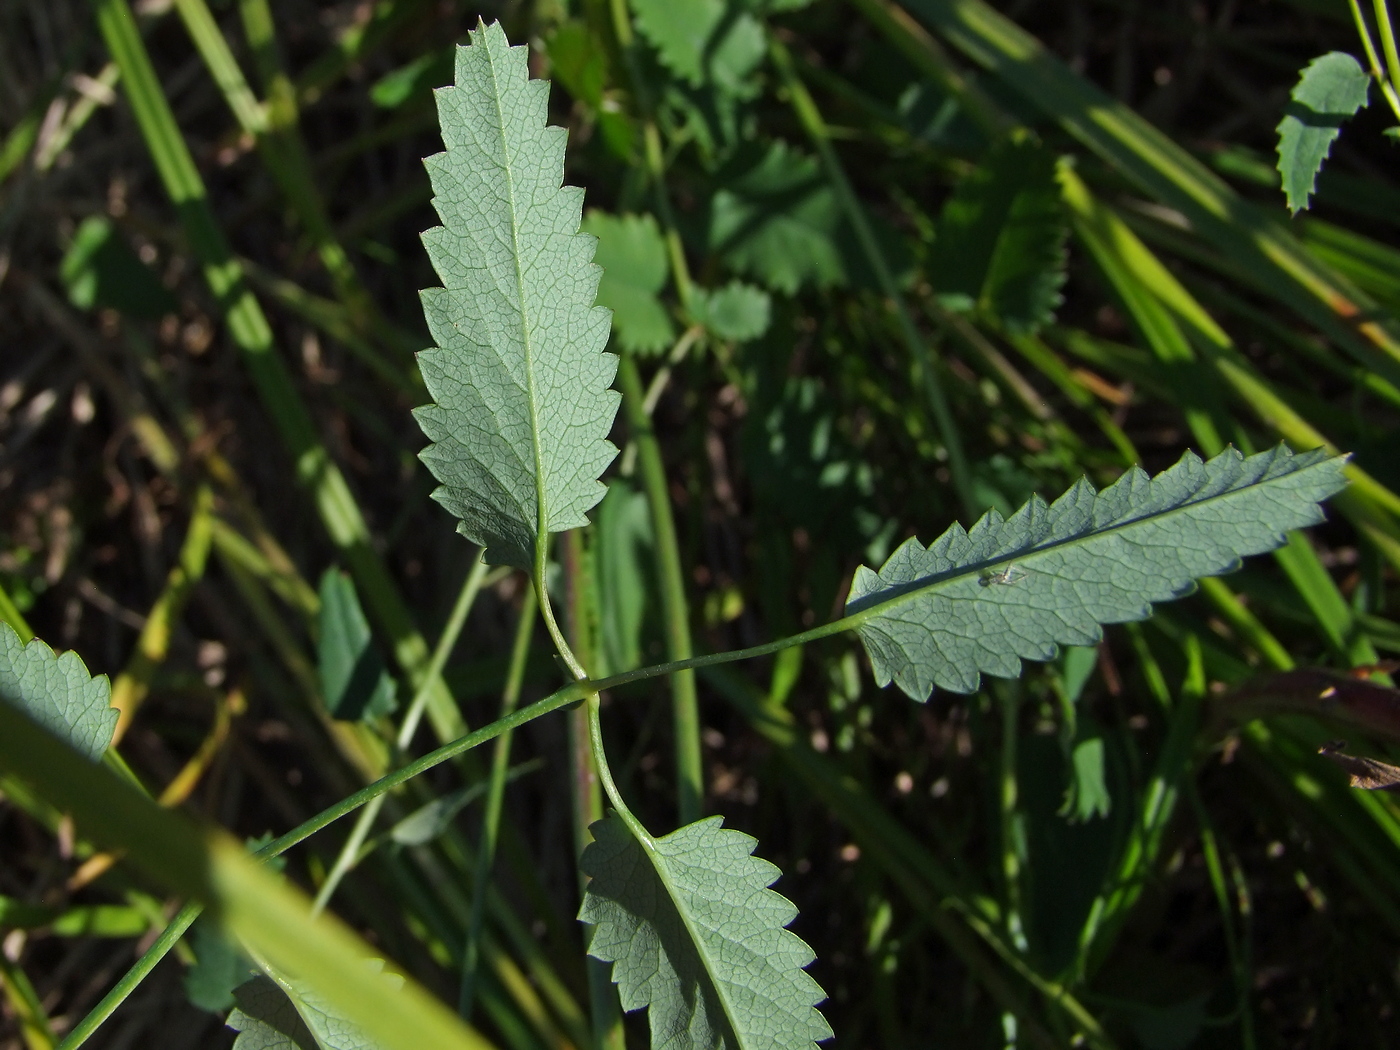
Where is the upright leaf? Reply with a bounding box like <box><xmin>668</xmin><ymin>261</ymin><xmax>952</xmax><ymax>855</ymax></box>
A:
<box><xmin>415</xmin><ymin>21</ymin><xmax>620</xmax><ymax>570</ymax></box>
<box><xmin>845</xmin><ymin>445</ymin><xmax>1348</xmax><ymax>701</ymax></box>
<box><xmin>928</xmin><ymin>134</ymin><xmax>1067</xmax><ymax>333</ymax></box>
<box><xmin>1276</xmin><ymin>52</ymin><xmax>1370</xmax><ymax>214</ymax></box>
<box><xmin>317</xmin><ymin>569</ymin><xmax>397</xmax><ymax>722</ymax></box>
<box><xmin>582</xmin><ymin>211</ymin><xmax>675</xmax><ymax>355</ymax></box>
<box><xmin>0</xmin><ymin>621</ymin><xmax>116</xmax><ymax>761</ymax></box>
<box><xmin>580</xmin><ymin>814</ymin><xmax>832</xmax><ymax>1050</ymax></box>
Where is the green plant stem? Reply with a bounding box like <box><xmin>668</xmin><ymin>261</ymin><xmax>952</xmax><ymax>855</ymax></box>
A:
<box><xmin>459</xmin><ymin>584</ymin><xmax>537</xmax><ymax>1020</ymax></box>
<box><xmin>606</xmin><ymin>0</ymin><xmax>694</xmax><ymax>308</ymax></box>
<box><xmin>554</xmin><ymin>532</ymin><xmax>626</xmax><ymax>1050</ymax></box>
<box><xmin>618</xmin><ymin>357</ymin><xmax>703</xmax><ymax>825</ymax></box>
<box><xmin>1371</xmin><ymin>0</ymin><xmax>1400</xmax><ymax>106</ymax></box>
<box><xmin>997</xmin><ymin>689</ymin><xmax>1027</xmax><ymax>953</ymax></box>
<box><xmin>770</xmin><ymin>34</ymin><xmax>977</xmax><ymax>518</ymax></box>
<box><xmin>1351</xmin><ymin>0</ymin><xmax>1400</xmax><ymax>120</ymax></box>
<box><xmin>312</xmin><ymin>553</ymin><xmax>491</xmax><ymax>914</ymax></box>
<box><xmin>92</xmin><ymin>0</ymin><xmax>467</xmax><ymax>747</ymax></box>
<box><xmin>1186</xmin><ymin>783</ymin><xmax>1255</xmax><ymax>1050</ymax></box>
<box><xmin>0</xmin><ymin>581</ymin><xmax>34</xmax><ymax>642</ymax></box>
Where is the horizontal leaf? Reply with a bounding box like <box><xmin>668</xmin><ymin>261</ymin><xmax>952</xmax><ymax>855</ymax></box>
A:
<box><xmin>580</xmin><ymin>814</ymin><xmax>832</xmax><ymax>1050</ymax></box>
<box><xmin>845</xmin><ymin>445</ymin><xmax>1348</xmax><ymax>700</ymax></box>
<box><xmin>415</xmin><ymin>21</ymin><xmax>620</xmax><ymax>569</ymax></box>
<box><xmin>1277</xmin><ymin>52</ymin><xmax>1370</xmax><ymax>214</ymax></box>
<box><xmin>0</xmin><ymin>620</ymin><xmax>116</xmax><ymax>761</ymax></box>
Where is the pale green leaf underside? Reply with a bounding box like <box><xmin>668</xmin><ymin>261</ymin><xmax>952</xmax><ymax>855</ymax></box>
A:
<box><xmin>0</xmin><ymin>621</ymin><xmax>115</xmax><ymax>761</ymax></box>
<box><xmin>415</xmin><ymin>20</ymin><xmax>620</xmax><ymax>569</ymax></box>
<box><xmin>1276</xmin><ymin>52</ymin><xmax>1370</xmax><ymax>214</ymax></box>
<box><xmin>580</xmin><ymin>815</ymin><xmax>832</xmax><ymax>1050</ymax></box>
<box><xmin>228</xmin><ymin>964</ymin><xmax>404</xmax><ymax>1050</ymax></box>
<box><xmin>846</xmin><ymin>445</ymin><xmax>1347</xmax><ymax>701</ymax></box>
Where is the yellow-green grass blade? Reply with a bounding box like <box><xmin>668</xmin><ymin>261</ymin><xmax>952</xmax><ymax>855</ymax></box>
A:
<box><xmin>94</xmin><ymin>0</ymin><xmax>466</xmax><ymax>744</ymax></box>
<box><xmin>0</xmin><ymin>701</ymin><xmax>497</xmax><ymax>1050</ymax></box>
<box><xmin>872</xmin><ymin>0</ymin><xmax>1400</xmax><ymax>390</ymax></box>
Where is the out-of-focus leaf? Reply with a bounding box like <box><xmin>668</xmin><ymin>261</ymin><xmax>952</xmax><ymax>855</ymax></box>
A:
<box><xmin>60</xmin><ymin>215</ymin><xmax>177</xmax><ymax>319</ymax></box>
<box><xmin>186</xmin><ymin>918</ymin><xmax>255</xmax><ymax>1014</ymax></box>
<box><xmin>709</xmin><ymin>142</ymin><xmax>845</xmax><ymax>293</ymax></box>
<box><xmin>595</xmin><ymin>478</ymin><xmax>656</xmax><ymax>675</ymax></box>
<box><xmin>317</xmin><ymin>569</ymin><xmax>397</xmax><ymax>723</ymax></box>
<box><xmin>1060</xmin><ymin>735</ymin><xmax>1111</xmax><ymax>822</ymax></box>
<box><xmin>370</xmin><ymin>50</ymin><xmax>454</xmax><ymax>109</ymax></box>
<box><xmin>692</xmin><ymin>281</ymin><xmax>771</xmax><ymax>341</ymax></box>
<box><xmin>928</xmin><ymin>134</ymin><xmax>1066</xmax><ymax>333</ymax></box>
<box><xmin>388</xmin><ymin>759</ymin><xmax>542</xmax><ymax>846</ymax></box>
<box><xmin>545</xmin><ymin>21</ymin><xmax>609</xmax><ymax>107</ymax></box>
<box><xmin>0</xmin><ymin>621</ymin><xmax>115</xmax><ymax>761</ymax></box>
<box><xmin>583</xmin><ymin>211</ymin><xmax>675</xmax><ymax>355</ymax></box>
<box><xmin>579</xmin><ymin>814</ymin><xmax>832</xmax><ymax>1050</ymax></box>
<box><xmin>1276</xmin><ymin>52</ymin><xmax>1370</xmax><ymax>213</ymax></box>
<box><xmin>1020</xmin><ymin>732</ymin><xmax>1119</xmax><ymax>973</ymax></box>
<box><xmin>631</xmin><ymin>0</ymin><xmax>766</xmax><ymax>96</ymax></box>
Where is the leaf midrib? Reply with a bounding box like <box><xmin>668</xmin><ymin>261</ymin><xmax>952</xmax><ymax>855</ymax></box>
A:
<box><xmin>846</xmin><ymin>456</ymin><xmax>1336</xmax><ymax>627</ymax></box>
<box><xmin>635</xmin><ymin>823</ymin><xmax>750</xmax><ymax>1049</ymax></box>
<box><xmin>483</xmin><ymin>31</ymin><xmax>550</xmax><ymax>564</ymax></box>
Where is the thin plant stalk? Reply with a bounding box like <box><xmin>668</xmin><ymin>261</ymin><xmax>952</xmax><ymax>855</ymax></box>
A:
<box><xmin>312</xmin><ymin>552</ymin><xmax>491</xmax><ymax>914</ymax></box>
<box><xmin>459</xmin><ymin>584</ymin><xmax>537</xmax><ymax>1019</ymax></box>
<box><xmin>618</xmin><ymin>356</ymin><xmax>704</xmax><ymax>825</ymax></box>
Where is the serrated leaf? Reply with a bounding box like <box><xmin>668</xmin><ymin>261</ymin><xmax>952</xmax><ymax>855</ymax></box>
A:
<box><xmin>579</xmin><ymin>814</ymin><xmax>832</xmax><ymax>1050</ymax></box>
<box><xmin>228</xmin><ymin>976</ymin><xmax>320</xmax><ymax>1050</ymax></box>
<box><xmin>845</xmin><ymin>445</ymin><xmax>1348</xmax><ymax>701</ymax></box>
<box><xmin>631</xmin><ymin>0</ymin><xmax>766</xmax><ymax>96</ymax></box>
<box><xmin>414</xmin><ymin>21</ymin><xmax>620</xmax><ymax>570</ymax></box>
<box><xmin>0</xmin><ymin>621</ymin><xmax>115</xmax><ymax>761</ymax></box>
<box><xmin>317</xmin><ymin>569</ymin><xmax>397</xmax><ymax>722</ymax></box>
<box><xmin>692</xmin><ymin>281</ymin><xmax>771</xmax><ymax>342</ymax></box>
<box><xmin>1276</xmin><ymin>52</ymin><xmax>1370</xmax><ymax>214</ymax></box>
<box><xmin>582</xmin><ymin>211</ymin><xmax>676</xmax><ymax>355</ymax></box>
<box><xmin>928</xmin><ymin>135</ymin><xmax>1066</xmax><ymax>333</ymax></box>
<box><xmin>228</xmin><ymin>963</ymin><xmax>405</xmax><ymax>1050</ymax></box>
<box><xmin>709</xmin><ymin>142</ymin><xmax>845</xmax><ymax>293</ymax></box>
